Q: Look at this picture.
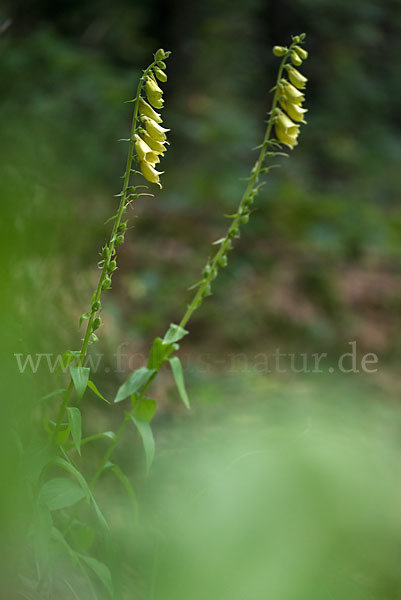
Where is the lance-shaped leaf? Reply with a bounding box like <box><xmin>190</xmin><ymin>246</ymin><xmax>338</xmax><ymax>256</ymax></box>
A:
<box><xmin>128</xmin><ymin>414</ymin><xmax>155</xmax><ymax>473</ymax></box>
<box><xmin>162</xmin><ymin>323</ymin><xmax>189</xmax><ymax>345</ymax></box>
<box><xmin>79</xmin><ymin>555</ymin><xmax>113</xmax><ymax>597</ymax></box>
<box><xmin>169</xmin><ymin>356</ymin><xmax>190</xmax><ymax>409</ymax></box>
<box><xmin>114</xmin><ymin>367</ymin><xmax>156</xmax><ymax>403</ymax></box>
<box><xmin>67</xmin><ymin>407</ymin><xmax>82</xmax><ymax>455</ymax></box>
<box><xmin>70</xmin><ymin>366</ymin><xmax>90</xmax><ymax>400</ymax></box>
<box><xmin>148</xmin><ymin>336</ymin><xmax>174</xmax><ymax>370</ymax></box>
<box><xmin>39</xmin><ymin>477</ymin><xmax>85</xmax><ymax>511</ymax></box>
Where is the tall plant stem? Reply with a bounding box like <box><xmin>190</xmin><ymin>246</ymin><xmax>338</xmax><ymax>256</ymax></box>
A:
<box><xmin>52</xmin><ymin>59</ymin><xmax>160</xmax><ymax>441</ymax></box>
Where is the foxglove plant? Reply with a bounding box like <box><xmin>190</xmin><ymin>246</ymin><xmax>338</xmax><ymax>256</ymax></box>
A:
<box><xmin>25</xmin><ymin>34</ymin><xmax>308</xmax><ymax>599</ymax></box>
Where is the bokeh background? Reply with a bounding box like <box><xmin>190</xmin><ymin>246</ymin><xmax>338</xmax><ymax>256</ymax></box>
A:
<box><xmin>1</xmin><ymin>1</ymin><xmax>401</xmax><ymax>597</ymax></box>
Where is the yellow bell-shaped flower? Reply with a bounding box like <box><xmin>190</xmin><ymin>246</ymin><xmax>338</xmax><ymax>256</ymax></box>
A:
<box><xmin>275</xmin><ymin>125</ymin><xmax>299</xmax><ymax>149</ymax></box>
<box><xmin>141</xmin><ymin>130</ymin><xmax>167</xmax><ymax>155</ymax></box>
<box><xmin>280</xmin><ymin>100</ymin><xmax>307</xmax><ymax>123</ymax></box>
<box><xmin>139</xmin><ymin>99</ymin><xmax>162</xmax><ymax>123</ymax></box>
<box><xmin>134</xmin><ymin>135</ymin><xmax>154</xmax><ymax>162</ymax></box>
<box><xmin>276</xmin><ymin>109</ymin><xmax>299</xmax><ymax>136</ymax></box>
<box><xmin>286</xmin><ymin>66</ymin><xmax>308</xmax><ymax>90</ymax></box>
<box><xmin>146</xmin><ymin>77</ymin><xmax>164</xmax><ymax>109</ymax></box>
<box><xmin>143</xmin><ymin>116</ymin><xmax>170</xmax><ymax>143</ymax></box>
<box><xmin>282</xmin><ymin>81</ymin><xmax>305</xmax><ymax>106</ymax></box>
<box><xmin>140</xmin><ymin>160</ymin><xmax>164</xmax><ymax>186</ymax></box>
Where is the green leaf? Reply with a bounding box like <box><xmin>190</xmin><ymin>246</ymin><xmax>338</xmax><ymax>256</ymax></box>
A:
<box><xmin>67</xmin><ymin>407</ymin><xmax>82</xmax><ymax>455</ymax></box>
<box><xmin>53</xmin><ymin>457</ymin><xmax>91</xmax><ymax>502</ymax></box>
<box><xmin>80</xmin><ymin>432</ymin><xmax>116</xmax><ymax>447</ymax></box>
<box><xmin>79</xmin><ymin>312</ymin><xmax>91</xmax><ymax>328</ymax></box>
<box><xmin>148</xmin><ymin>337</ymin><xmax>173</xmax><ymax>370</ymax></box>
<box><xmin>39</xmin><ymin>388</ymin><xmax>66</xmax><ymax>403</ymax></box>
<box><xmin>111</xmin><ymin>465</ymin><xmax>138</xmax><ymax>519</ymax></box>
<box><xmin>79</xmin><ymin>555</ymin><xmax>113</xmax><ymax>597</ymax></box>
<box><xmin>114</xmin><ymin>367</ymin><xmax>156</xmax><ymax>404</ymax></box>
<box><xmin>162</xmin><ymin>323</ymin><xmax>189</xmax><ymax>345</ymax></box>
<box><xmin>53</xmin><ymin>457</ymin><xmax>109</xmax><ymax>533</ymax></box>
<box><xmin>70</xmin><ymin>366</ymin><xmax>90</xmax><ymax>400</ymax></box>
<box><xmin>169</xmin><ymin>356</ymin><xmax>190</xmax><ymax>409</ymax></box>
<box><xmin>132</xmin><ymin>395</ymin><xmax>157</xmax><ymax>422</ymax></box>
<box><xmin>128</xmin><ymin>414</ymin><xmax>155</xmax><ymax>473</ymax></box>
<box><xmin>39</xmin><ymin>477</ymin><xmax>85</xmax><ymax>511</ymax></box>
<box><xmin>87</xmin><ymin>380</ymin><xmax>110</xmax><ymax>404</ymax></box>
<box><xmin>44</xmin><ymin>419</ymin><xmax>70</xmax><ymax>446</ymax></box>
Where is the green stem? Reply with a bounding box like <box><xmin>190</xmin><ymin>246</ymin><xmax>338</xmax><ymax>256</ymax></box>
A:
<box><xmin>90</xmin><ymin>44</ymin><xmax>296</xmax><ymax>483</ymax></box>
<box><xmin>52</xmin><ymin>59</ymin><xmax>160</xmax><ymax>441</ymax></box>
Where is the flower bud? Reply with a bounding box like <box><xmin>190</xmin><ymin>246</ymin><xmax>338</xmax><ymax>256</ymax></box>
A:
<box><xmin>143</xmin><ymin>116</ymin><xmax>170</xmax><ymax>142</ymax></box>
<box><xmin>140</xmin><ymin>161</ymin><xmax>164</xmax><ymax>186</ymax></box>
<box><xmin>102</xmin><ymin>276</ymin><xmax>112</xmax><ymax>290</ymax></box>
<box><xmin>145</xmin><ymin>78</ymin><xmax>164</xmax><ymax>109</ymax></box>
<box><xmin>240</xmin><ymin>214</ymin><xmax>249</xmax><ymax>224</ymax></box>
<box><xmin>294</xmin><ymin>45</ymin><xmax>308</xmax><ymax>60</ymax></box>
<box><xmin>291</xmin><ymin>51</ymin><xmax>303</xmax><ymax>67</ymax></box>
<box><xmin>93</xmin><ymin>317</ymin><xmax>102</xmax><ymax>331</ymax></box>
<box><xmin>108</xmin><ymin>260</ymin><xmax>117</xmax><ymax>271</ymax></box>
<box><xmin>91</xmin><ymin>300</ymin><xmax>101</xmax><ymax>312</ymax></box>
<box><xmin>273</xmin><ymin>46</ymin><xmax>287</xmax><ymax>57</ymax></box>
<box><xmin>115</xmin><ymin>235</ymin><xmax>124</xmax><ymax>245</ymax></box>
<box><xmin>139</xmin><ymin>98</ymin><xmax>162</xmax><ymax>123</ymax></box>
<box><xmin>218</xmin><ymin>255</ymin><xmax>228</xmax><ymax>268</ymax></box>
<box><xmin>158</xmin><ymin>60</ymin><xmax>167</xmax><ymax>69</ymax></box>
<box><xmin>155</xmin><ymin>67</ymin><xmax>167</xmax><ymax>82</ymax></box>
<box><xmin>285</xmin><ymin>65</ymin><xmax>307</xmax><ymax>90</ymax></box>
<box><xmin>117</xmin><ymin>222</ymin><xmax>127</xmax><ymax>233</ymax></box>
<box><xmin>155</xmin><ymin>48</ymin><xmax>166</xmax><ymax>61</ymax></box>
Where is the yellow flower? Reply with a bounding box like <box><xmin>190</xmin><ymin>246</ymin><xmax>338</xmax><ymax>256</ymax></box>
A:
<box><xmin>134</xmin><ymin>135</ymin><xmax>154</xmax><ymax>162</ymax></box>
<box><xmin>140</xmin><ymin>160</ymin><xmax>164</xmax><ymax>186</ymax></box>
<box><xmin>280</xmin><ymin>99</ymin><xmax>307</xmax><ymax>123</ymax></box>
<box><xmin>286</xmin><ymin>66</ymin><xmax>307</xmax><ymax>90</ymax></box>
<box><xmin>143</xmin><ymin>116</ymin><xmax>170</xmax><ymax>142</ymax></box>
<box><xmin>276</xmin><ymin>109</ymin><xmax>299</xmax><ymax>136</ymax></box>
<box><xmin>275</xmin><ymin>125</ymin><xmax>299</xmax><ymax>149</ymax></box>
<box><xmin>140</xmin><ymin>130</ymin><xmax>167</xmax><ymax>155</ymax></box>
<box><xmin>145</xmin><ymin>78</ymin><xmax>164</xmax><ymax>109</ymax></box>
<box><xmin>139</xmin><ymin>98</ymin><xmax>162</xmax><ymax>123</ymax></box>
<box><xmin>281</xmin><ymin>81</ymin><xmax>305</xmax><ymax>105</ymax></box>
<box><xmin>146</xmin><ymin>152</ymin><xmax>160</xmax><ymax>165</ymax></box>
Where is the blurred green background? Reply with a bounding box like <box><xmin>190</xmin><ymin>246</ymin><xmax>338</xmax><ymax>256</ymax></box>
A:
<box><xmin>1</xmin><ymin>1</ymin><xmax>401</xmax><ymax>598</ymax></box>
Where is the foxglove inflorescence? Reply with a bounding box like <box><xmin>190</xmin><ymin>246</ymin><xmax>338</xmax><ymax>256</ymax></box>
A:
<box><xmin>135</xmin><ymin>49</ymin><xmax>171</xmax><ymax>187</ymax></box>
<box><xmin>273</xmin><ymin>36</ymin><xmax>308</xmax><ymax>149</ymax></box>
